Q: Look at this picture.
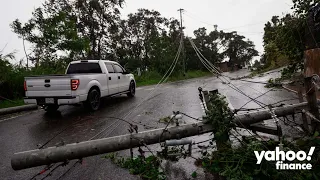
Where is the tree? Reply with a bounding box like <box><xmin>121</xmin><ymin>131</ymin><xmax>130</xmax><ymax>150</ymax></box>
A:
<box><xmin>220</xmin><ymin>31</ymin><xmax>259</xmax><ymax>67</ymax></box>
<box><xmin>11</xmin><ymin>0</ymin><xmax>124</xmax><ymax>69</ymax></box>
<box><xmin>253</xmin><ymin>60</ymin><xmax>261</xmax><ymax>68</ymax></box>
<box><xmin>262</xmin><ymin>0</ymin><xmax>320</xmax><ymax>74</ymax></box>
<box><xmin>292</xmin><ymin>0</ymin><xmax>320</xmax><ymax>15</ymax></box>
<box><xmin>117</xmin><ymin>9</ymin><xmax>180</xmax><ymax>72</ymax></box>
<box><xmin>263</xmin><ymin>12</ymin><xmax>305</xmax><ymax>72</ymax></box>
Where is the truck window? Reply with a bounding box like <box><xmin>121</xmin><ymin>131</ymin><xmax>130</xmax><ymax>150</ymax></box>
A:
<box><xmin>67</xmin><ymin>63</ymin><xmax>102</xmax><ymax>74</ymax></box>
<box><xmin>105</xmin><ymin>63</ymin><xmax>115</xmax><ymax>73</ymax></box>
<box><xmin>113</xmin><ymin>64</ymin><xmax>124</xmax><ymax>73</ymax></box>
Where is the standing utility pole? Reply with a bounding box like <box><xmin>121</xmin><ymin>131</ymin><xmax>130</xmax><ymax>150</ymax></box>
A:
<box><xmin>22</xmin><ymin>35</ymin><xmax>29</xmax><ymax>70</ymax></box>
<box><xmin>178</xmin><ymin>8</ymin><xmax>186</xmax><ymax>76</ymax></box>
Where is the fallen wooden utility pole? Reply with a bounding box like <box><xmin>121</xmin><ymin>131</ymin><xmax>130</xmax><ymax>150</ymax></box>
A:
<box><xmin>11</xmin><ymin>102</ymin><xmax>311</xmax><ymax>170</ymax></box>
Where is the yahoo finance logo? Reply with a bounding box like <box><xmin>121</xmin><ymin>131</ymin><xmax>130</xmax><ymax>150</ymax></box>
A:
<box><xmin>254</xmin><ymin>147</ymin><xmax>315</xmax><ymax>170</ymax></box>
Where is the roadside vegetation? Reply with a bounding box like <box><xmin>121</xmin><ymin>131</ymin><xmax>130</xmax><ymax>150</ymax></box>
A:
<box><xmin>250</xmin><ymin>0</ymin><xmax>320</xmax><ymax>83</ymax></box>
<box><xmin>0</xmin><ymin>99</ymin><xmax>24</xmax><ymax>109</ymax></box>
<box><xmin>135</xmin><ymin>70</ymin><xmax>212</xmax><ymax>87</ymax></box>
<box><xmin>104</xmin><ymin>153</ymin><xmax>166</xmax><ymax>180</ymax></box>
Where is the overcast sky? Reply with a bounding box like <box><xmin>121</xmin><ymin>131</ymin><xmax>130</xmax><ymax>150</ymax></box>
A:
<box><xmin>0</xmin><ymin>0</ymin><xmax>293</xmax><ymax>64</ymax></box>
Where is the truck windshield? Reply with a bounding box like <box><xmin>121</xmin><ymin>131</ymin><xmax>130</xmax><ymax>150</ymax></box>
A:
<box><xmin>67</xmin><ymin>63</ymin><xmax>102</xmax><ymax>74</ymax></box>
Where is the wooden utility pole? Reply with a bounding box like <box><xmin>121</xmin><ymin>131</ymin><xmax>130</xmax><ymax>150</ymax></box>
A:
<box><xmin>178</xmin><ymin>8</ymin><xmax>186</xmax><ymax>76</ymax></box>
<box><xmin>11</xmin><ymin>102</ymin><xmax>312</xmax><ymax>170</ymax></box>
<box><xmin>298</xmin><ymin>86</ymin><xmax>309</xmax><ymax>133</ymax></box>
<box><xmin>304</xmin><ymin>76</ymin><xmax>319</xmax><ymax>133</ymax></box>
<box><xmin>22</xmin><ymin>35</ymin><xmax>29</xmax><ymax>69</ymax></box>
<box><xmin>304</xmin><ymin>4</ymin><xmax>320</xmax><ymax>133</ymax></box>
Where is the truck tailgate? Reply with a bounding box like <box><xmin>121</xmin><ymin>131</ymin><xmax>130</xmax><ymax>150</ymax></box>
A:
<box><xmin>25</xmin><ymin>75</ymin><xmax>73</xmax><ymax>97</ymax></box>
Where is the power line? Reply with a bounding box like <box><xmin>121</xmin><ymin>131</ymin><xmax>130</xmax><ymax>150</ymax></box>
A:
<box><xmin>184</xmin><ymin>10</ymin><xmax>267</xmax><ymax>31</ymax></box>
<box><xmin>189</xmin><ymin>37</ymin><xmax>268</xmax><ymax>107</ymax></box>
<box><xmin>88</xmin><ymin>36</ymin><xmax>184</xmax><ymax>141</ymax></box>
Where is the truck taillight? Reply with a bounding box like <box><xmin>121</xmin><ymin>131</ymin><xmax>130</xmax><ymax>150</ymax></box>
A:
<box><xmin>24</xmin><ymin>81</ymin><xmax>27</xmax><ymax>91</ymax></box>
<box><xmin>71</xmin><ymin>79</ymin><xmax>80</xmax><ymax>91</ymax></box>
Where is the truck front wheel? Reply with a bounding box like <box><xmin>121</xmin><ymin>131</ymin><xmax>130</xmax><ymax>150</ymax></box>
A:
<box><xmin>84</xmin><ymin>89</ymin><xmax>101</xmax><ymax>111</ymax></box>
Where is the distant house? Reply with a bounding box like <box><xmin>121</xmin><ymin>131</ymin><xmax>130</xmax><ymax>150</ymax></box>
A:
<box><xmin>216</xmin><ymin>61</ymin><xmax>243</xmax><ymax>72</ymax></box>
<box><xmin>216</xmin><ymin>61</ymin><xmax>229</xmax><ymax>72</ymax></box>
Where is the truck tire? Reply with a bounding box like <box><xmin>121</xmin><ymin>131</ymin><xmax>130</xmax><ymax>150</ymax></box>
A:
<box><xmin>84</xmin><ymin>89</ymin><xmax>101</xmax><ymax>111</ymax></box>
<box><xmin>127</xmin><ymin>81</ymin><xmax>136</xmax><ymax>97</ymax></box>
<box><xmin>45</xmin><ymin>105</ymin><xmax>59</xmax><ymax>112</ymax></box>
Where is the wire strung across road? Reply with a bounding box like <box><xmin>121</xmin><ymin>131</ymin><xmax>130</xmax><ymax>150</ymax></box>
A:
<box><xmin>88</xmin><ymin>36</ymin><xmax>184</xmax><ymax>141</ymax></box>
<box><xmin>41</xmin><ymin>34</ymin><xmax>185</xmax><ymax>180</ymax></box>
<box><xmin>189</xmin><ymin>37</ymin><xmax>268</xmax><ymax>108</ymax></box>
<box><xmin>56</xmin><ymin>160</ymin><xmax>82</xmax><ymax>180</ymax></box>
<box><xmin>234</xmin><ymin>88</ymin><xmax>276</xmax><ymax>113</ymax></box>
<box><xmin>188</xmin><ymin>37</ymin><xmax>290</xmax><ymax>150</ymax></box>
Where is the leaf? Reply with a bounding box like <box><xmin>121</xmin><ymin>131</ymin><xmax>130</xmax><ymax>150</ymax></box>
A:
<box><xmin>191</xmin><ymin>171</ymin><xmax>197</xmax><ymax>178</ymax></box>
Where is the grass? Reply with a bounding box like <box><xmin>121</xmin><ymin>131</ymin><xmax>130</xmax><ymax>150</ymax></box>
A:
<box><xmin>0</xmin><ymin>99</ymin><xmax>25</xmax><ymax>109</ymax></box>
<box><xmin>135</xmin><ymin>70</ymin><xmax>212</xmax><ymax>87</ymax></box>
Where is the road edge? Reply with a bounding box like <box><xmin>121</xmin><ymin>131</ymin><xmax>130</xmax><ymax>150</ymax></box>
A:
<box><xmin>0</xmin><ymin>104</ymin><xmax>38</xmax><ymax>116</ymax></box>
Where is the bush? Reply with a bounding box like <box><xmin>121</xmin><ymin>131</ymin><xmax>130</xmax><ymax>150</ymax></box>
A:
<box><xmin>0</xmin><ymin>62</ymin><xmax>65</xmax><ymax>100</ymax></box>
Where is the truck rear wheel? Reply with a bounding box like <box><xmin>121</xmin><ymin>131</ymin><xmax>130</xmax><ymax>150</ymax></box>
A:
<box><xmin>85</xmin><ymin>89</ymin><xmax>101</xmax><ymax>111</ymax></box>
<box><xmin>127</xmin><ymin>81</ymin><xmax>135</xmax><ymax>97</ymax></box>
<box><xmin>45</xmin><ymin>105</ymin><xmax>59</xmax><ymax>112</ymax></box>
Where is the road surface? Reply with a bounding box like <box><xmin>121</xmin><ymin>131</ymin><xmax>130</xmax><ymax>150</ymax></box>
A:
<box><xmin>0</xmin><ymin>69</ymin><xmax>302</xmax><ymax>180</ymax></box>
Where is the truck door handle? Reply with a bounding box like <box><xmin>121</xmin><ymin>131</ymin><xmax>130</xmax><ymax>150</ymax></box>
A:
<box><xmin>118</xmin><ymin>76</ymin><xmax>120</xmax><ymax>79</ymax></box>
<box><xmin>109</xmin><ymin>77</ymin><xmax>111</xmax><ymax>80</ymax></box>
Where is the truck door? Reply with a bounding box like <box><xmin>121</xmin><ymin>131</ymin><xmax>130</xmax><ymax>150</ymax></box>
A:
<box><xmin>105</xmin><ymin>63</ymin><xmax>119</xmax><ymax>95</ymax></box>
<box><xmin>113</xmin><ymin>64</ymin><xmax>129</xmax><ymax>92</ymax></box>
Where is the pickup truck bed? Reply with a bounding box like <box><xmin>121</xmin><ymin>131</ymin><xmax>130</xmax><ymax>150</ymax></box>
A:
<box><xmin>24</xmin><ymin>74</ymin><xmax>104</xmax><ymax>106</ymax></box>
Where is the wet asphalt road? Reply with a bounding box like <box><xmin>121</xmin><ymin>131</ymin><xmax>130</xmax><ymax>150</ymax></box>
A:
<box><xmin>0</xmin><ymin>69</ymin><xmax>302</xmax><ymax>180</ymax></box>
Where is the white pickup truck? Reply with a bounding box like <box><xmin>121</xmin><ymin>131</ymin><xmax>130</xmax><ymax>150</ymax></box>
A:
<box><xmin>24</xmin><ymin>60</ymin><xmax>136</xmax><ymax>112</ymax></box>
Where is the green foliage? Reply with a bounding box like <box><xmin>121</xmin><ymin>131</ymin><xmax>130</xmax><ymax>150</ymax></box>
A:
<box><xmin>191</xmin><ymin>171</ymin><xmax>197</xmax><ymax>178</ymax></box>
<box><xmin>159</xmin><ymin>116</ymin><xmax>173</xmax><ymax>123</ymax></box>
<box><xmin>262</xmin><ymin>1</ymin><xmax>320</xmax><ymax>77</ymax></box>
<box><xmin>292</xmin><ymin>0</ymin><xmax>320</xmax><ymax>15</ymax></box>
<box><xmin>203</xmin><ymin>92</ymin><xmax>236</xmax><ymax>149</ymax></box>
<box><xmin>265</xmin><ymin>78</ymin><xmax>283</xmax><ymax>88</ymax></box>
<box><xmin>252</xmin><ymin>60</ymin><xmax>261</xmax><ymax>69</ymax></box>
<box><xmin>199</xmin><ymin>92</ymin><xmax>320</xmax><ymax>179</ymax></box>
<box><xmin>204</xmin><ymin>93</ymin><xmax>235</xmax><ymax>136</ymax></box>
<box><xmin>281</xmin><ymin>66</ymin><xmax>296</xmax><ymax>79</ymax></box>
<box><xmin>134</xmin><ymin>71</ymin><xmax>163</xmax><ymax>87</ymax></box>
<box><xmin>207</xmin><ymin>136</ymin><xmax>320</xmax><ymax>180</ymax></box>
<box><xmin>135</xmin><ymin>70</ymin><xmax>212</xmax><ymax>87</ymax></box>
<box><xmin>0</xmin><ymin>99</ymin><xmax>25</xmax><ymax>109</ymax></box>
<box><xmin>0</xmin><ymin>51</ymin><xmax>66</xmax><ymax>100</ymax></box>
<box><xmin>104</xmin><ymin>153</ymin><xmax>166</xmax><ymax>180</ymax></box>
<box><xmin>221</xmin><ymin>31</ymin><xmax>259</xmax><ymax>66</ymax></box>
